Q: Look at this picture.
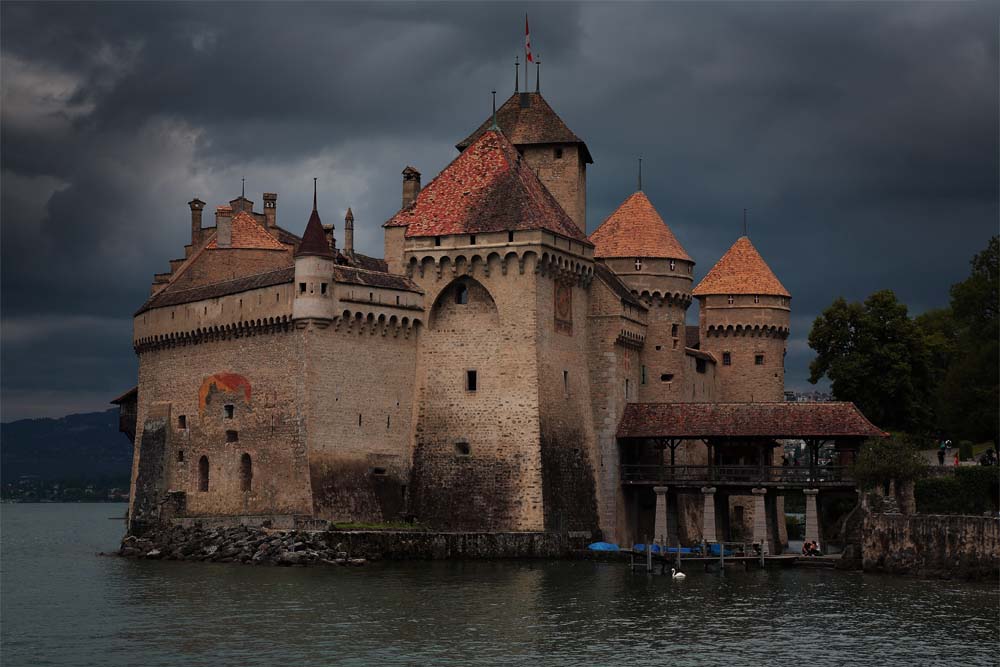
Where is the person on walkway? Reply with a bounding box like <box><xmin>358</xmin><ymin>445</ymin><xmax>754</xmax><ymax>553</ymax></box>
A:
<box><xmin>937</xmin><ymin>442</ymin><xmax>946</xmax><ymax>465</ymax></box>
<box><xmin>980</xmin><ymin>449</ymin><xmax>997</xmax><ymax>466</ymax></box>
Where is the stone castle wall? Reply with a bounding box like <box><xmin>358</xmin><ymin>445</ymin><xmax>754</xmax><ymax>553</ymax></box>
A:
<box><xmin>132</xmin><ymin>326</ymin><xmax>313</xmax><ymax>521</ymax></box>
<box><xmin>863</xmin><ymin>513</ymin><xmax>999</xmax><ymax>580</ymax></box>
<box><xmin>168</xmin><ymin>247</ymin><xmax>292</xmax><ymax>291</ymax></box>
<box><xmin>522</xmin><ymin>144</ymin><xmax>587</xmax><ymax>232</ymax></box>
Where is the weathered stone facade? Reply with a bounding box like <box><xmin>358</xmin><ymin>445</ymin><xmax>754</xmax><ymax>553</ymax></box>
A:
<box><xmin>124</xmin><ymin>90</ymin><xmax>794</xmax><ymax>549</ymax></box>
<box><xmin>863</xmin><ymin>513</ymin><xmax>1000</xmax><ymax>580</ymax></box>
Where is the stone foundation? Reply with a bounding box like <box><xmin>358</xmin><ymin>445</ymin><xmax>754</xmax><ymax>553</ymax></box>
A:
<box><xmin>118</xmin><ymin>523</ymin><xmax>594</xmax><ymax>565</ymax></box>
<box><xmin>862</xmin><ymin>513</ymin><xmax>999</xmax><ymax>580</ymax></box>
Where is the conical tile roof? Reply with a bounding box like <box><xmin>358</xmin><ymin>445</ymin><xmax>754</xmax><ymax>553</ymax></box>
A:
<box><xmin>384</xmin><ymin>129</ymin><xmax>589</xmax><ymax>243</ymax></box>
<box><xmin>295</xmin><ymin>208</ymin><xmax>334</xmax><ymax>258</ymax></box>
<box><xmin>692</xmin><ymin>236</ymin><xmax>789</xmax><ymax>297</ymax></box>
<box><xmin>588</xmin><ymin>191</ymin><xmax>691</xmax><ymax>261</ymax></box>
<box><xmin>456</xmin><ymin>92</ymin><xmax>592</xmax><ymax>163</ymax></box>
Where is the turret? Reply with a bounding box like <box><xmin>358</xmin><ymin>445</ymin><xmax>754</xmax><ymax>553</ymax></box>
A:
<box><xmin>693</xmin><ymin>236</ymin><xmax>790</xmax><ymax>402</ymax></box>
<box><xmin>589</xmin><ymin>190</ymin><xmax>693</xmax><ymax>402</ymax></box>
<box><xmin>292</xmin><ymin>180</ymin><xmax>336</xmax><ymax>323</ymax></box>
<box><xmin>344</xmin><ymin>207</ymin><xmax>355</xmax><ymax>255</ymax></box>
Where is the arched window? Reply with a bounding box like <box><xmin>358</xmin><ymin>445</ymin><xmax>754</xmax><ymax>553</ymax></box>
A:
<box><xmin>240</xmin><ymin>453</ymin><xmax>252</xmax><ymax>493</ymax></box>
<box><xmin>455</xmin><ymin>283</ymin><xmax>469</xmax><ymax>305</ymax></box>
<box><xmin>198</xmin><ymin>456</ymin><xmax>209</xmax><ymax>492</ymax></box>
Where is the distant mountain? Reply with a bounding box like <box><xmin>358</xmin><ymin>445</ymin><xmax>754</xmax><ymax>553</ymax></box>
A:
<box><xmin>1</xmin><ymin>409</ymin><xmax>132</xmax><ymax>484</ymax></box>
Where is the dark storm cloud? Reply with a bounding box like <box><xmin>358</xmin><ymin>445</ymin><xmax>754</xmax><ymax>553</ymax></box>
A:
<box><xmin>2</xmin><ymin>1</ymin><xmax>997</xmax><ymax>419</ymax></box>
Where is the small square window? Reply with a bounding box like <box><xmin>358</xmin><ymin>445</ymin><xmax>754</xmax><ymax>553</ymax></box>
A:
<box><xmin>723</xmin><ymin>352</ymin><xmax>732</xmax><ymax>366</ymax></box>
<box><xmin>554</xmin><ymin>147</ymin><xmax>563</xmax><ymax>159</ymax></box>
<box><xmin>177</xmin><ymin>449</ymin><xmax>185</xmax><ymax>462</ymax></box>
<box><xmin>225</xmin><ymin>430</ymin><xmax>238</xmax><ymax>443</ymax></box>
<box><xmin>508</xmin><ymin>231</ymin><xmax>515</xmax><ymax>242</ymax></box>
<box><xmin>299</xmin><ymin>283</ymin><xmax>306</xmax><ymax>294</ymax></box>
<box><xmin>696</xmin><ymin>359</ymin><xmax>707</xmax><ymax>374</ymax></box>
<box><xmin>455</xmin><ymin>441</ymin><xmax>471</xmax><ymax>456</ymax></box>
<box><xmin>671</xmin><ymin>324</ymin><xmax>679</xmax><ymax>337</ymax></box>
<box><xmin>466</xmin><ymin>370</ymin><xmax>478</xmax><ymax>392</ymax></box>
<box><xmin>755</xmin><ymin>354</ymin><xmax>765</xmax><ymax>365</ymax></box>
<box><xmin>655</xmin><ymin>345</ymin><xmax>662</xmax><ymax>351</ymax></box>
<box><xmin>435</xmin><ymin>236</ymin><xmax>441</xmax><ymax>247</ymax></box>
<box><xmin>470</xmin><ymin>234</ymin><xmax>476</xmax><ymax>245</ymax></box>
<box><xmin>321</xmin><ymin>283</ymin><xmax>328</xmax><ymax>295</ymax></box>
<box><xmin>660</xmin><ymin>373</ymin><xmax>674</xmax><ymax>383</ymax></box>
<box><xmin>727</xmin><ymin>295</ymin><xmax>735</xmax><ymax>305</ymax></box>
<box><xmin>224</xmin><ymin>405</ymin><xmax>234</xmax><ymax>419</ymax></box>
<box><xmin>178</xmin><ymin>415</ymin><xmax>187</xmax><ymax>429</ymax></box>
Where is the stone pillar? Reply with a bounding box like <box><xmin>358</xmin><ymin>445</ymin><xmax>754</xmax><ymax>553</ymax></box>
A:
<box><xmin>804</xmin><ymin>488</ymin><xmax>820</xmax><ymax>549</ymax></box>
<box><xmin>701</xmin><ymin>486</ymin><xmax>717</xmax><ymax>543</ymax></box>
<box><xmin>653</xmin><ymin>486</ymin><xmax>669</xmax><ymax>545</ymax></box>
<box><xmin>752</xmin><ymin>488</ymin><xmax>769</xmax><ymax>554</ymax></box>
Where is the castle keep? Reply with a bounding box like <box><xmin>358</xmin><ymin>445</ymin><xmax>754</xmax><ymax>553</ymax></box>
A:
<box><xmin>122</xmin><ymin>89</ymin><xmax>883</xmax><ymax>549</ymax></box>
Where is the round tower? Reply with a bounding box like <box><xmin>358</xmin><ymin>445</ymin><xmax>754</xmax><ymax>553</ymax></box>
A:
<box><xmin>692</xmin><ymin>236</ymin><xmax>790</xmax><ymax>402</ymax></box>
<box><xmin>589</xmin><ymin>190</ymin><xmax>693</xmax><ymax>402</ymax></box>
<box><xmin>292</xmin><ymin>181</ymin><xmax>336</xmax><ymax>323</ymax></box>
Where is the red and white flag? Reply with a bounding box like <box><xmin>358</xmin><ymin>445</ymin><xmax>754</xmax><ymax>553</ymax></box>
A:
<box><xmin>525</xmin><ymin>14</ymin><xmax>533</xmax><ymax>63</ymax></box>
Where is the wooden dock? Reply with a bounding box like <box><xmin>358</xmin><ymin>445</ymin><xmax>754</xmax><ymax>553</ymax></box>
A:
<box><xmin>623</xmin><ymin>541</ymin><xmax>810</xmax><ymax>573</ymax></box>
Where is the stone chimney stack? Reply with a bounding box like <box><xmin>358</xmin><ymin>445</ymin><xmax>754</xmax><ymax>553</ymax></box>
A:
<box><xmin>263</xmin><ymin>192</ymin><xmax>277</xmax><ymax>228</ymax></box>
<box><xmin>402</xmin><ymin>166</ymin><xmax>421</xmax><ymax>208</ymax></box>
<box><xmin>188</xmin><ymin>198</ymin><xmax>205</xmax><ymax>244</ymax></box>
<box><xmin>344</xmin><ymin>207</ymin><xmax>355</xmax><ymax>255</ymax></box>
<box><xmin>216</xmin><ymin>206</ymin><xmax>232</xmax><ymax>248</ymax></box>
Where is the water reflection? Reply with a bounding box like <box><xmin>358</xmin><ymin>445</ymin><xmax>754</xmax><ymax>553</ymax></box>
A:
<box><xmin>1</xmin><ymin>504</ymin><xmax>996</xmax><ymax>667</ymax></box>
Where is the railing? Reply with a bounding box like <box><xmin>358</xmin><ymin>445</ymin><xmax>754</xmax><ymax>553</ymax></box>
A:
<box><xmin>621</xmin><ymin>464</ymin><xmax>853</xmax><ymax>485</ymax></box>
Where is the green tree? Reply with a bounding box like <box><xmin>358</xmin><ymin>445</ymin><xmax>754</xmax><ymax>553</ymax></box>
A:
<box><xmin>851</xmin><ymin>435</ymin><xmax>927</xmax><ymax>491</ymax></box>
<box><xmin>809</xmin><ymin>290</ymin><xmax>932</xmax><ymax>433</ymax></box>
<box><xmin>937</xmin><ymin>237</ymin><xmax>999</xmax><ymax>444</ymax></box>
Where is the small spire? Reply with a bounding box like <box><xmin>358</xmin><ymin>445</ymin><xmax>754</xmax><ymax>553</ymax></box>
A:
<box><xmin>490</xmin><ymin>90</ymin><xmax>498</xmax><ymax>130</ymax></box>
<box><xmin>637</xmin><ymin>157</ymin><xmax>642</xmax><ymax>191</ymax></box>
<box><xmin>241</xmin><ymin>177</ymin><xmax>245</xmax><ymax>199</ymax></box>
<box><xmin>743</xmin><ymin>208</ymin><xmax>748</xmax><ymax>237</ymax></box>
<box><xmin>345</xmin><ymin>207</ymin><xmax>354</xmax><ymax>222</ymax></box>
<box><xmin>515</xmin><ymin>55</ymin><xmax>519</xmax><ymax>93</ymax></box>
<box><xmin>313</xmin><ymin>177</ymin><xmax>317</xmax><ymax>212</ymax></box>
<box><xmin>535</xmin><ymin>56</ymin><xmax>540</xmax><ymax>93</ymax></box>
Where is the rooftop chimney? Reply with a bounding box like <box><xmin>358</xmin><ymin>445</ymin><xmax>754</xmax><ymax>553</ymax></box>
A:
<box><xmin>402</xmin><ymin>166</ymin><xmax>421</xmax><ymax>208</ymax></box>
<box><xmin>344</xmin><ymin>208</ymin><xmax>354</xmax><ymax>255</ymax></box>
<box><xmin>263</xmin><ymin>192</ymin><xmax>277</xmax><ymax>228</ymax></box>
<box><xmin>188</xmin><ymin>198</ymin><xmax>205</xmax><ymax>246</ymax></box>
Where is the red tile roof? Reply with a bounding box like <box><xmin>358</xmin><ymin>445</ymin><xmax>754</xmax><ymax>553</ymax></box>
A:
<box><xmin>692</xmin><ymin>236</ymin><xmax>790</xmax><ymax>297</ymax></box>
<box><xmin>207</xmin><ymin>212</ymin><xmax>286</xmax><ymax>250</ymax></box>
<box><xmin>295</xmin><ymin>209</ymin><xmax>335</xmax><ymax>258</ymax></box>
<box><xmin>589</xmin><ymin>191</ymin><xmax>691</xmax><ymax>261</ymax></box>
<box><xmin>617</xmin><ymin>402</ymin><xmax>886</xmax><ymax>439</ymax></box>
<box><xmin>384</xmin><ymin>129</ymin><xmax>590</xmax><ymax>243</ymax></box>
<box><xmin>456</xmin><ymin>92</ymin><xmax>592</xmax><ymax>163</ymax></box>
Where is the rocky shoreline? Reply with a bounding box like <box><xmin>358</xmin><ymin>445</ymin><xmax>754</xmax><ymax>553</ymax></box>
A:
<box><xmin>118</xmin><ymin>525</ymin><xmax>372</xmax><ymax>566</ymax></box>
<box><xmin>116</xmin><ymin>524</ymin><xmax>592</xmax><ymax>564</ymax></box>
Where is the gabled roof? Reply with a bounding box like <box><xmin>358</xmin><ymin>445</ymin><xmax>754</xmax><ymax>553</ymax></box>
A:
<box><xmin>136</xmin><ymin>267</ymin><xmax>295</xmax><ymax>315</ymax></box>
<box><xmin>295</xmin><ymin>209</ymin><xmax>335</xmax><ymax>259</ymax></box>
<box><xmin>456</xmin><ymin>92</ymin><xmax>592</xmax><ymax>164</ymax></box>
<box><xmin>206</xmin><ymin>212</ymin><xmax>286</xmax><ymax>250</ymax></box>
<box><xmin>384</xmin><ymin>129</ymin><xmax>590</xmax><ymax>243</ymax></box>
<box><xmin>617</xmin><ymin>402</ymin><xmax>887</xmax><ymax>439</ymax></box>
<box><xmin>692</xmin><ymin>236</ymin><xmax>790</xmax><ymax>298</ymax></box>
<box><xmin>589</xmin><ymin>191</ymin><xmax>691</xmax><ymax>261</ymax></box>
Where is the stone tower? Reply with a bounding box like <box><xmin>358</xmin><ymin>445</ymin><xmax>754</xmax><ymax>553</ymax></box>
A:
<box><xmin>589</xmin><ymin>191</ymin><xmax>694</xmax><ymax>402</ymax></box>
<box><xmin>292</xmin><ymin>186</ymin><xmax>337</xmax><ymax>323</ymax></box>
<box><xmin>693</xmin><ymin>236</ymin><xmax>790</xmax><ymax>402</ymax></box>
<box><xmin>456</xmin><ymin>92</ymin><xmax>592</xmax><ymax>233</ymax></box>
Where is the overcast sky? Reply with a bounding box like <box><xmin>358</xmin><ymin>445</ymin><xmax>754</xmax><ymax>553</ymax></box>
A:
<box><xmin>2</xmin><ymin>1</ymin><xmax>997</xmax><ymax>421</ymax></box>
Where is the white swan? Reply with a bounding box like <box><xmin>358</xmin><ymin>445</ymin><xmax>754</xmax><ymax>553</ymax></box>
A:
<box><xmin>671</xmin><ymin>568</ymin><xmax>686</xmax><ymax>580</ymax></box>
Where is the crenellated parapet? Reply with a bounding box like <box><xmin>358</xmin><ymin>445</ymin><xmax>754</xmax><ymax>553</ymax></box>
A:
<box><xmin>705</xmin><ymin>323</ymin><xmax>790</xmax><ymax>339</ymax></box>
<box><xmin>134</xmin><ymin>316</ymin><xmax>293</xmax><ymax>353</ymax></box>
<box><xmin>332</xmin><ymin>310</ymin><xmax>423</xmax><ymax>338</ymax></box>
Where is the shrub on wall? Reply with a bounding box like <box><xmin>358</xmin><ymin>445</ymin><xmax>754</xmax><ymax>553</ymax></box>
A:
<box><xmin>958</xmin><ymin>441</ymin><xmax>974</xmax><ymax>461</ymax></box>
<box><xmin>915</xmin><ymin>467</ymin><xmax>999</xmax><ymax>515</ymax></box>
<box><xmin>852</xmin><ymin>435</ymin><xmax>927</xmax><ymax>490</ymax></box>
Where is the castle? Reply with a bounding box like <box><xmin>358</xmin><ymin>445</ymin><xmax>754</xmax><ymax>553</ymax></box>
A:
<box><xmin>122</xmin><ymin>88</ymin><xmax>882</xmax><ymax>549</ymax></box>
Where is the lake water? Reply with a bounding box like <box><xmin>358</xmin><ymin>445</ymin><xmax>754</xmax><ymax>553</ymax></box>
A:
<box><xmin>1</xmin><ymin>503</ymin><xmax>997</xmax><ymax>666</ymax></box>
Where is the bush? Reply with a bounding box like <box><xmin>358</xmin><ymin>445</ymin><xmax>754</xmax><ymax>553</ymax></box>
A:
<box><xmin>959</xmin><ymin>441</ymin><xmax>974</xmax><ymax>461</ymax></box>
<box><xmin>915</xmin><ymin>467</ymin><xmax>999</xmax><ymax>514</ymax></box>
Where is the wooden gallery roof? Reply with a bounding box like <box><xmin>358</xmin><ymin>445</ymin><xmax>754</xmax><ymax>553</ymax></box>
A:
<box><xmin>617</xmin><ymin>402</ymin><xmax>887</xmax><ymax>440</ymax></box>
